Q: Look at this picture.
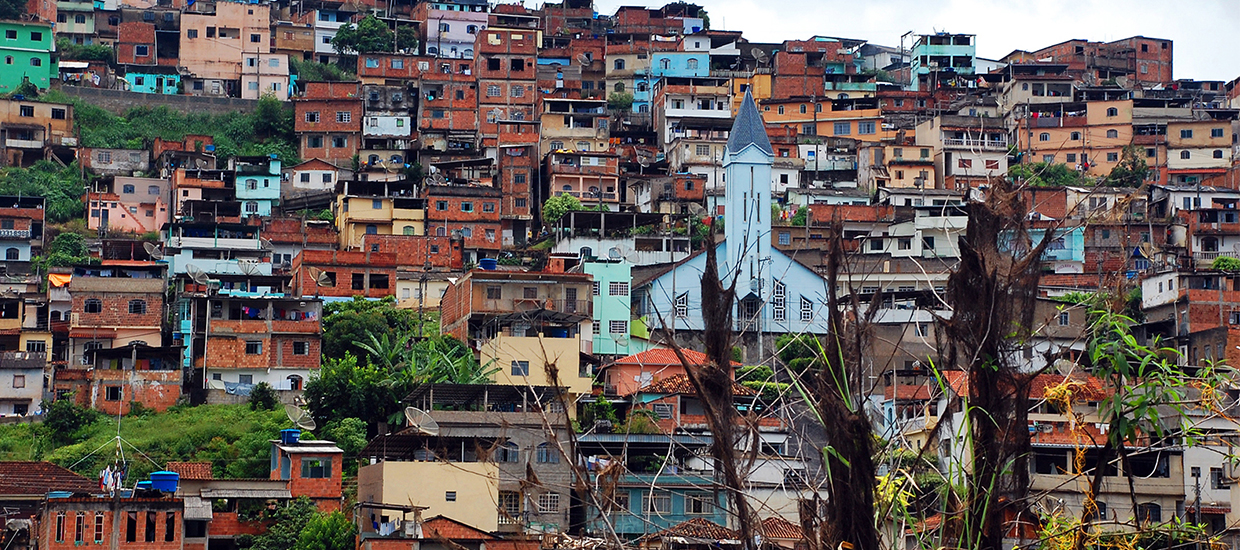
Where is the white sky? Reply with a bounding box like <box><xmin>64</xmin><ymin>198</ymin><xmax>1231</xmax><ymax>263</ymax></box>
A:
<box><xmin>589</xmin><ymin>0</ymin><xmax>1240</xmax><ymax>82</ymax></box>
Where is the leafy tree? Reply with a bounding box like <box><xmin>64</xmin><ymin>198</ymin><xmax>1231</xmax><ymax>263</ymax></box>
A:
<box><xmin>790</xmin><ymin>206</ymin><xmax>808</xmax><ymax>226</ymax></box>
<box><xmin>56</xmin><ymin>38</ymin><xmax>113</xmax><ymax>63</ymax></box>
<box><xmin>1008</xmin><ymin>162</ymin><xmax>1087</xmax><ymax>187</ymax></box>
<box><xmin>321</xmin><ymin>296</ymin><xmax>417</xmax><ymax>360</ymax></box>
<box><xmin>303</xmin><ymin>354</ymin><xmax>404</xmax><ymax>432</ymax></box>
<box><xmin>40</xmin><ymin>397</ymin><xmax>100</xmax><ymax>445</ymax></box>
<box><xmin>579</xmin><ymin>396</ymin><xmax>619</xmax><ymax>431</ymax></box>
<box><xmin>245</xmin><ymin>497</ymin><xmax>319</xmax><ymax>550</ymax></box>
<box><xmin>290</xmin><ymin>58</ymin><xmax>353</xmax><ymax>83</ymax></box>
<box><xmin>542</xmin><ymin>193</ymin><xmax>583</xmax><ymax>224</ymax></box>
<box><xmin>607</xmin><ymin>92</ymin><xmax>634</xmax><ymax>111</ymax></box>
<box><xmin>296</xmin><ymin>512</ymin><xmax>356</xmax><ymax>550</ymax></box>
<box><xmin>1106</xmin><ymin>144</ymin><xmax>1150</xmax><ymax>187</ymax></box>
<box><xmin>0</xmin><ymin>161</ymin><xmax>86</xmax><ymax>223</ymax></box>
<box><xmin>331</xmin><ymin>16</ymin><xmax>411</xmax><ymax>55</ymax></box>
<box><xmin>775</xmin><ymin>334</ymin><xmax>825</xmax><ymax>375</ymax></box>
<box><xmin>0</xmin><ymin>0</ymin><xmax>24</xmax><ymax>21</ymax></box>
<box><xmin>249</xmin><ymin>382</ymin><xmax>279</xmax><ymax>411</ymax></box>
<box><xmin>252</xmin><ymin>94</ymin><xmax>294</xmax><ymax>142</ymax></box>
<box><xmin>1213</xmin><ymin>256</ymin><xmax>1240</xmax><ymax>271</ymax></box>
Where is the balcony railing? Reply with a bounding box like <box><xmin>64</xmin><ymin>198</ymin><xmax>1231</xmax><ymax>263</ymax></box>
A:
<box><xmin>943</xmin><ymin>138</ymin><xmax>1008</xmax><ymax>151</ymax></box>
<box><xmin>476</xmin><ymin>298</ymin><xmax>593</xmax><ymax>316</ymax></box>
<box><xmin>0</xmin><ymin>228</ymin><xmax>32</xmax><ymax>239</ymax></box>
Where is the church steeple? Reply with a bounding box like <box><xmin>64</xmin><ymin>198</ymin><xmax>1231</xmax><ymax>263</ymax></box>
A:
<box><xmin>722</xmin><ymin>88</ymin><xmax>774</xmax><ymax>294</ymax></box>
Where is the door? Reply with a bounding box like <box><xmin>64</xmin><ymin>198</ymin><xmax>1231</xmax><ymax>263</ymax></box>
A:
<box><xmin>564</xmin><ymin>287</ymin><xmax>577</xmax><ymax>313</ymax></box>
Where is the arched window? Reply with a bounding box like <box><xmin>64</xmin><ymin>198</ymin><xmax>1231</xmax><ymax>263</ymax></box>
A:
<box><xmin>427</xmin><ymin>46</ymin><xmax>438</xmax><ymax>55</ymax></box>
<box><xmin>436</xmin><ymin>226</ymin><xmax>446</xmax><ymax>236</ymax></box>
<box><xmin>3</xmin><ymin>56</ymin><xmax>11</xmax><ymax>65</ymax></box>
<box><xmin>30</xmin><ymin>58</ymin><xmax>41</xmax><ymax>66</ymax></box>
<box><xmin>122</xmin><ymin>184</ymin><xmax>135</xmax><ymax>193</ymax></box>
<box><xmin>838</xmin><ymin>93</ymin><xmax>849</xmax><ymax>99</ymax></box>
<box><xmin>685</xmin><ymin>58</ymin><xmax>698</xmax><ymax>69</ymax></box>
<box><xmin>1039</xmin><ymin>133</ymin><xmax>1050</xmax><ymax>142</ymax></box>
<box><xmin>147</xmin><ymin>185</ymin><xmax>159</xmax><ymax>195</ymax></box>
<box><xmin>287</xmin><ymin>375</ymin><xmax>303</xmax><ymax>391</ymax></box>
<box><xmin>613</xmin><ymin>59</ymin><xmax>625</xmax><ymax>70</ymax></box>
<box><xmin>246</xmin><ymin>179</ymin><xmax>258</xmax><ymax>190</ymax></box>
<box><xmin>245</xmin><ymin>201</ymin><xmax>258</xmax><ymax>213</ymax></box>
<box><xmin>684</xmin><ymin>180</ymin><xmax>694</xmax><ymax>191</ymax></box>
<box><xmin>4</xmin><ymin>248</ymin><xmax>17</xmax><ymax>260</ymax></box>
<box><xmin>128</xmin><ymin>300</ymin><xmax>147</xmax><ymax>314</ymax></box>
<box><xmin>368</xmin><ymin>154</ymin><xmax>380</xmax><ymax>165</ymax></box>
<box><xmin>777</xmin><ymin>106</ymin><xmax>784</xmax><ymax>114</ymax></box>
<box><xmin>1106</xmin><ymin>129</ymin><xmax>1118</xmax><ymax>138</ymax></box>
<box><xmin>390</xmin><ymin>155</ymin><xmax>403</xmax><ymax>164</ymax></box>
<box><xmin>799</xmin><ymin>104</ymin><xmax>806</xmax><ymax>114</ymax></box>
<box><xmin>659</xmin><ymin>58</ymin><xmax>670</xmax><ymax>70</ymax></box>
<box><xmin>1070</xmin><ymin>132</ymin><xmax>1081</xmax><ymax>140</ymax></box>
<box><xmin>1181</xmin><ymin>150</ymin><xmax>1191</xmax><ymax>160</ymax></box>
<box><xmin>496</xmin><ymin>441</ymin><xmax>519</xmax><ymax>463</ymax></box>
<box><xmin>638</xmin><ymin>104</ymin><xmax>649</xmax><ymax>113</ymax></box>
<box><xmin>50</xmin><ymin>310</ymin><xmax>62</xmax><ymax>322</ymax></box>
<box><xmin>84</xmin><ymin>299</ymin><xmax>103</xmax><ymax>313</ymax></box>
<box><xmin>636</xmin><ymin>82</ymin><xmax>648</xmax><ymax>92</ymax></box>
<box><xmin>403</xmin><ymin>226</ymin><xmax>415</xmax><ymax>235</ymax></box>
<box><xmin>579</xmin><ymin>247</ymin><xmax>592</xmax><ymax>258</ymax></box>
<box><xmin>1106</xmin><ymin>107</ymin><xmax>1118</xmax><ymax>117</ymax></box>
<box><xmin>536</xmin><ymin>442</ymin><xmax>559</xmax><ymax>463</ymax></box>
<box><xmin>562</xmin><ymin>185</ymin><xmax>573</xmax><ymax>191</ymax></box>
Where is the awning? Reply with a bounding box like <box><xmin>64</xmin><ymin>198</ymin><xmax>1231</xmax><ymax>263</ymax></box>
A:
<box><xmin>200</xmin><ymin>488</ymin><xmax>292</xmax><ymax>499</ymax></box>
<box><xmin>48</xmin><ymin>273</ymin><xmax>72</xmax><ymax>287</ymax></box>
<box><xmin>183</xmin><ymin>496</ymin><xmax>213</xmax><ymax>521</ymax></box>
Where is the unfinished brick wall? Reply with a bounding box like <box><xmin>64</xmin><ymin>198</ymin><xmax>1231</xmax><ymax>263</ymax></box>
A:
<box><xmin>72</xmin><ymin>291</ymin><xmax>164</xmax><ymax>329</ymax></box>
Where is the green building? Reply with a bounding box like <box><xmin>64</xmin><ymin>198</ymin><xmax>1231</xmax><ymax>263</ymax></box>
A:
<box><xmin>582</xmin><ymin>259</ymin><xmax>655</xmax><ymax>358</ymax></box>
<box><xmin>0</xmin><ymin>20</ymin><xmax>57</xmax><ymax>92</ymax></box>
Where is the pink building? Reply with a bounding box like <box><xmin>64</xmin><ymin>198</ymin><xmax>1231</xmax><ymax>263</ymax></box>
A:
<box><xmin>598</xmin><ymin>348</ymin><xmax>737</xmax><ymax>398</ymax></box>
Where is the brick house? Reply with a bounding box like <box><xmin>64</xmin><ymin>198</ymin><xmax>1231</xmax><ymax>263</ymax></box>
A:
<box><xmin>291</xmin><ymin>249</ymin><xmax>397</xmax><ymax>299</ymax></box>
<box><xmin>115</xmin><ymin>21</ymin><xmax>156</xmax><ymax>66</ymax></box>
<box><xmin>356</xmin><ymin>53</ymin><xmax>429</xmax><ymax>86</ymax></box>
<box><xmin>495</xmin><ymin>126</ymin><xmax>538</xmax><ymax>246</ymax></box>
<box><xmin>544</xmin><ymin>151</ymin><xmax>622</xmax><ymax>212</ymax></box>
<box><xmin>417</xmin><ymin>65</ymin><xmax>479</xmax><ymax>153</ymax></box>
<box><xmin>66</xmin><ymin>276</ymin><xmax>165</xmax><ymax>367</ymax></box>
<box><xmin>475</xmin><ymin>28</ymin><xmax>537</xmax><ymax>155</ymax></box>
<box><xmin>196</xmin><ymin>294</ymin><xmax>322</xmax><ymax>392</ymax></box>
<box><xmin>270</xmin><ymin>436</ymin><xmax>344</xmax><ymax>512</ymax></box>
<box><xmin>81</xmin><ymin>343</ymin><xmax>183</xmax><ymax>415</ymax></box>
<box><xmin>295</xmin><ymin>81</ymin><xmax>363</xmax><ymax>165</ymax></box>
<box><xmin>0</xmin><ymin>462</ymin><xmax>95</xmax><ymax>550</ymax></box>
<box><xmin>38</xmin><ymin>498</ymin><xmax>183</xmax><ymax>550</ymax></box>
<box><xmin>423</xmin><ymin>184</ymin><xmax>502</xmax><ymax>262</ymax></box>
<box><xmin>166</xmin><ymin>461</ymin><xmax>296</xmax><ymax>548</ymax></box>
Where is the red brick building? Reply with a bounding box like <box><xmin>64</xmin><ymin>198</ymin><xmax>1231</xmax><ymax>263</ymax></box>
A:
<box><xmin>475</xmin><ymin>28</ymin><xmax>537</xmax><ymax>154</ymax></box>
<box><xmin>496</xmin><ymin>127</ymin><xmax>538</xmax><ymax>246</ymax></box>
<box><xmin>417</xmin><ymin>65</ymin><xmax>478</xmax><ymax>153</ymax></box>
<box><xmin>269</xmin><ymin>437</ymin><xmax>344</xmax><ymax>512</ymax></box>
<box><xmin>195</xmin><ymin>295</ymin><xmax>322</xmax><ymax>391</ymax></box>
<box><xmin>423</xmin><ymin>184</ymin><xmax>503</xmax><ymax>262</ymax></box>
<box><xmin>116</xmin><ymin>22</ymin><xmax>156</xmax><ymax>66</ymax></box>
<box><xmin>360</xmin><ymin>234</ymin><xmax>462</xmax><ymax>270</ymax></box>
<box><xmin>1029</xmin><ymin>36</ymin><xmax>1173</xmax><ymax>86</ymax></box>
<box><xmin>38</xmin><ymin>498</ymin><xmax>183</xmax><ymax>550</ymax></box>
<box><xmin>66</xmin><ymin>276</ymin><xmax>165</xmax><ymax>368</ymax></box>
<box><xmin>291</xmin><ymin>249</ymin><xmax>397</xmax><ymax>299</ymax></box>
<box><xmin>356</xmin><ymin>53</ymin><xmax>430</xmax><ymax>85</ymax></box>
<box><xmin>295</xmin><ymin>81</ymin><xmax>363</xmax><ymax>165</ymax></box>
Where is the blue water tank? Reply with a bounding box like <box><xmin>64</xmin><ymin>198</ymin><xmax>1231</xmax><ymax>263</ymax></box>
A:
<box><xmin>478</xmin><ymin>258</ymin><xmax>498</xmax><ymax>271</ymax></box>
<box><xmin>546</xmin><ymin>327</ymin><xmax>569</xmax><ymax>339</ymax></box>
<box><xmin>148</xmin><ymin>471</ymin><xmax>179</xmax><ymax>492</ymax></box>
<box><xmin>136</xmin><ymin>481</ymin><xmax>154</xmax><ymax>490</ymax></box>
<box><xmin>280</xmin><ymin>428</ymin><xmax>301</xmax><ymax>445</ymax></box>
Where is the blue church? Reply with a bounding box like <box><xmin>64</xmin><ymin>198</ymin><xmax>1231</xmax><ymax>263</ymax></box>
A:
<box><xmin>632</xmin><ymin>90</ymin><xmax>836</xmax><ymax>349</ymax></box>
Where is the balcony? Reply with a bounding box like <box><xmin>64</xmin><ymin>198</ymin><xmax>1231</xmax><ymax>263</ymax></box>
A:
<box><xmin>0</xmin><ymin>351</ymin><xmax>46</xmax><ymax>370</ymax></box>
<box><xmin>0</xmin><ymin>228</ymin><xmax>31</xmax><ymax>239</ymax></box>
<box><xmin>5</xmin><ymin>139</ymin><xmax>43</xmax><ymax>149</ymax></box>
<box><xmin>474</xmin><ymin>298</ymin><xmax>592</xmax><ymax>316</ymax></box>
<box><xmin>943</xmin><ymin>138</ymin><xmax>1008</xmax><ymax>151</ymax></box>
<box><xmin>169</xmin><ymin>236</ymin><xmax>265</xmax><ymax>250</ymax></box>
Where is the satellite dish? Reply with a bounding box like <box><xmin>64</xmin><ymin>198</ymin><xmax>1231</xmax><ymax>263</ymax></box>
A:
<box><xmin>238</xmin><ymin>259</ymin><xmax>261</xmax><ymax>276</ymax></box>
<box><xmin>185</xmin><ymin>264</ymin><xmax>212</xmax><ymax>286</ymax></box>
<box><xmin>404</xmin><ymin>407</ymin><xmax>439</xmax><ymax>436</ymax></box>
<box><xmin>686</xmin><ymin>203</ymin><xmax>707</xmax><ymax>217</ymax></box>
<box><xmin>608</xmin><ymin>247</ymin><xmax>622</xmax><ymax>260</ymax></box>
<box><xmin>284</xmin><ymin>403</ymin><xmax>317</xmax><ymax>431</ymax></box>
<box><xmin>575</xmin><ymin>53</ymin><xmax>591</xmax><ymax>65</ymax></box>
<box><xmin>143</xmin><ymin>242</ymin><xmax>164</xmax><ymax>260</ymax></box>
<box><xmin>307</xmin><ymin>267</ymin><xmax>332</xmax><ymax>287</ymax></box>
<box><xmin>751</xmin><ymin>47</ymin><xmax>770</xmax><ymax>67</ymax></box>
<box><xmin>259</xmin><ymin>238</ymin><xmax>274</xmax><ymax>250</ymax></box>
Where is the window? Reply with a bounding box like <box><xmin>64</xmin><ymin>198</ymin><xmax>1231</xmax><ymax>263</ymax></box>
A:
<box><xmin>608</xmin><ymin>281</ymin><xmax>629</xmax><ymax>296</ymax></box>
<box><xmin>1137</xmin><ymin>503</ymin><xmax>1161</xmax><ymax>523</ymax></box>
<box><xmin>12</xmin><ymin>374</ymin><xmax>24</xmax><ymax>388</ymax></box>
<box><xmin>686</xmin><ymin>494</ymin><xmax>713</xmax><ymax>514</ymax></box>
<box><xmin>128</xmin><ymin>300</ymin><xmax>147</xmax><ymax>314</ymax></box>
<box><xmin>486</xmin><ymin>84</ymin><xmax>501</xmax><ymax>97</ymax></box>
<box><xmin>1039</xmin><ymin>132</ymin><xmax>1050</xmax><ymax>142</ymax></box>
<box><xmin>438</xmin><ymin>22</ymin><xmax>449</xmax><ymax>32</ymax></box>
<box><xmin>250</xmin><ymin>33</ymin><xmax>260</xmax><ymax>43</ymax></box>
<box><xmin>483</xmin><ymin>202</ymin><xmax>495</xmax><ymax>213</ymax></box>
<box><xmin>499</xmin><ymin>491</ymin><xmax>521</xmax><ymax>523</ymax></box>
<box><xmin>675</xmin><ymin>293</ymin><xmax>689</xmax><ymax>318</ymax></box>
<box><xmin>858</xmin><ymin>121</ymin><xmax>876</xmax><ymax>134</ymax></box>
<box><xmin>537</xmin><ymin>493</ymin><xmax>560</xmax><ymax>513</ymax></box>
<box><xmin>1214</xmin><ymin>150</ymin><xmax>1225</xmax><ymax>159</ymax></box>
<box><xmin>609</xmin><ymin>320</ymin><xmax>627</xmax><ymax>334</ymax></box>
<box><xmin>301</xmin><ymin>457</ymin><xmax>332</xmax><ymax>478</ymax></box>
<box><xmin>778</xmin><ymin>232</ymin><xmax>791</xmax><ymax>245</ymax></box>
<box><xmin>1181</xmin><ymin>150</ymin><xmax>1191</xmax><ymax>160</ymax></box>
<box><xmin>84</xmin><ymin>299</ymin><xmax>102</xmax><ymax>313</ymax></box>
<box><xmin>1212</xmin><ymin>128</ymin><xmax>1225</xmax><ymax>138</ymax></box>
<box><xmin>834</xmin><ymin>122</ymin><xmax>850</xmax><ymax>135</ymax></box>
<box><xmin>245</xmin><ymin>341</ymin><xmax>262</xmax><ymax>354</ymax></box>
<box><xmin>305</xmin><ymin>111</ymin><xmax>320</xmax><ymax>123</ymax></box>
<box><xmin>777</xmin><ymin>106</ymin><xmax>785</xmax><ymax>115</ymax></box>
<box><xmin>18</xmin><ymin>105</ymin><xmax>33</xmax><ymax>117</ymax></box>
<box><xmin>51</xmin><ymin>108</ymin><xmax>65</xmax><ymax>119</ymax></box>
<box><xmin>145</xmin><ymin>512</ymin><xmax>156</xmax><ymax>542</ymax></box>
<box><xmin>496</xmin><ymin>442</ymin><xmax>519</xmax><ymax>463</ymax></box>
<box><xmin>511</xmin><ymin>360</ymin><xmax>529</xmax><ymax>376</ymax></box>
<box><xmin>336</xmin><ymin>111</ymin><xmax>351</xmax><ymax>123</ymax></box>
<box><xmin>799</xmin><ymin>296</ymin><xmax>813</xmax><ymax>322</ymax></box>
<box><xmin>772</xmin><ymin>282</ymin><xmax>786</xmax><ymax>321</ymax></box>
<box><xmin>1104</xmin><ymin>129</ymin><xmax>1119</xmax><ymax>139</ymax></box>
<box><xmin>536</xmin><ymin>443</ymin><xmax>559</xmax><ymax>463</ymax></box>
<box><xmin>136</xmin><ymin>45</ymin><xmax>149</xmax><ymax>57</ymax></box>
<box><xmin>165</xmin><ymin>512</ymin><xmax>175</xmax><ymax>542</ymax></box>
<box><xmin>293</xmin><ymin>341</ymin><xmax>309</xmax><ymax>355</ymax></box>
<box><xmin>1070</xmin><ymin>132</ymin><xmax>1081</xmax><ymax>140</ymax></box>
<box><xmin>74</xmin><ymin>14</ymin><xmax>85</xmax><ymax>23</ymax></box>
<box><xmin>643</xmin><ymin>493</ymin><xmax>672</xmax><ymax>514</ymax></box>
<box><xmin>331</xmin><ymin>136</ymin><xmax>347</xmax><ymax>148</ymax></box>
<box><xmin>1180</xmin><ymin>129</ymin><xmax>1194</xmax><ymax>139</ymax></box>
<box><xmin>106</xmin><ymin>386</ymin><xmax>123</xmax><ymax>401</ymax></box>
<box><xmin>1106</xmin><ymin>107</ymin><xmax>1118</xmax><ymax>117</ymax></box>
<box><xmin>94</xmin><ymin>514</ymin><xmax>104</xmax><ymax>543</ymax></box>
<box><xmin>958</xmin><ymin>158</ymin><xmax>972</xmax><ymax>169</ymax></box>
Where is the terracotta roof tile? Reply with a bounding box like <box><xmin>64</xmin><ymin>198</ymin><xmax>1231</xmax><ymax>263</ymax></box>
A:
<box><xmin>421</xmin><ymin>516</ymin><xmax>496</xmax><ymax>541</ymax></box>
<box><xmin>166</xmin><ymin>462</ymin><xmax>213</xmax><ymax>480</ymax></box>
<box><xmin>760</xmin><ymin>516</ymin><xmax>804</xmax><ymax>540</ymax></box>
<box><xmin>638</xmin><ymin>518</ymin><xmax>739</xmax><ymax>543</ymax></box>
<box><xmin>614</xmin><ymin>348</ymin><xmax>740</xmax><ymax>368</ymax></box>
<box><xmin>0</xmin><ymin>462</ymin><xmax>98</xmax><ymax>495</ymax></box>
<box><xmin>640</xmin><ymin>374</ymin><xmax>757</xmax><ymax>397</ymax></box>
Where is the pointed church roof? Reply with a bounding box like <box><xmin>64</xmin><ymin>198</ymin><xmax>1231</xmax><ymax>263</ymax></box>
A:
<box><xmin>726</xmin><ymin>89</ymin><xmax>773</xmax><ymax>157</ymax></box>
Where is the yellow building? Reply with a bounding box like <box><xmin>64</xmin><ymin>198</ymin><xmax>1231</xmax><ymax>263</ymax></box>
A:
<box><xmin>334</xmin><ymin>180</ymin><xmax>425</xmax><ymax>250</ymax></box>
<box><xmin>759</xmin><ymin>96</ymin><xmax>898</xmax><ymax>142</ymax></box>
<box><xmin>1016</xmin><ymin>100</ymin><xmax>1133</xmax><ymax>178</ymax></box>
<box><xmin>358</xmin><ymin>453</ymin><xmax>500</xmax><ymax>532</ymax></box>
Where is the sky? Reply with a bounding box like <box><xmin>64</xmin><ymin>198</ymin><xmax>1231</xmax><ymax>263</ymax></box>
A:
<box><xmin>589</xmin><ymin>0</ymin><xmax>1240</xmax><ymax>82</ymax></box>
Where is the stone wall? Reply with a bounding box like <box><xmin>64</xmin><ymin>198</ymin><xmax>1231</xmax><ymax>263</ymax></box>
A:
<box><xmin>57</xmin><ymin>86</ymin><xmax>263</xmax><ymax>116</ymax></box>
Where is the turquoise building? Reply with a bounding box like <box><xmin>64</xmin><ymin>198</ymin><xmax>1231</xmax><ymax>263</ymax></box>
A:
<box><xmin>233</xmin><ymin>155</ymin><xmax>282</xmax><ymax>217</ymax></box>
<box><xmin>121</xmin><ymin>65</ymin><xmax>181</xmax><ymax>94</ymax></box>
<box><xmin>0</xmin><ymin>21</ymin><xmax>57</xmax><ymax>92</ymax></box>
<box><xmin>582</xmin><ymin>259</ymin><xmax>656</xmax><ymax>357</ymax></box>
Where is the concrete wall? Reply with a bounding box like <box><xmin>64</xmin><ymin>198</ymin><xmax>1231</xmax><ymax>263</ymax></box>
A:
<box><xmin>57</xmin><ymin>85</ymin><xmax>262</xmax><ymax>115</ymax></box>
